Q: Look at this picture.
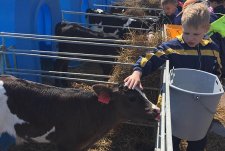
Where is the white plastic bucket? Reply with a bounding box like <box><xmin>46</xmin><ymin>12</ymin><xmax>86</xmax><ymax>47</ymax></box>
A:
<box><xmin>170</xmin><ymin>68</ymin><xmax>224</xmax><ymax>141</ymax></box>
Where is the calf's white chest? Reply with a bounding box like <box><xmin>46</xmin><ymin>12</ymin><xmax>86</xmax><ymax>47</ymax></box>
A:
<box><xmin>0</xmin><ymin>80</ymin><xmax>25</xmax><ymax>137</ymax></box>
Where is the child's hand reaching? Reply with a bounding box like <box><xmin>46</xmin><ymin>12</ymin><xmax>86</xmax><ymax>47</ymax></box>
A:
<box><xmin>124</xmin><ymin>71</ymin><xmax>143</xmax><ymax>90</ymax></box>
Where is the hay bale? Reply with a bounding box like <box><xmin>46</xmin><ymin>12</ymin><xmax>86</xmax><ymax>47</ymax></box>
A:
<box><xmin>214</xmin><ymin>96</ymin><xmax>225</xmax><ymax>126</ymax></box>
<box><xmin>113</xmin><ymin>0</ymin><xmax>160</xmax><ymax>17</ymax></box>
<box><xmin>117</xmin><ymin>0</ymin><xmax>160</xmax><ymax>8</ymax></box>
<box><xmin>207</xmin><ymin>132</ymin><xmax>225</xmax><ymax>151</ymax></box>
<box><xmin>88</xmin><ymin>124</ymin><xmax>156</xmax><ymax>151</ymax></box>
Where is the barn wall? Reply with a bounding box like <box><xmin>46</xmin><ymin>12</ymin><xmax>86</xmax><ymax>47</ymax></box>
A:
<box><xmin>0</xmin><ymin>0</ymin><xmax>114</xmax><ymax>82</ymax></box>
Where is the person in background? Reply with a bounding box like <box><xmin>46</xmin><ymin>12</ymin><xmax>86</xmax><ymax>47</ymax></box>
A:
<box><xmin>208</xmin><ymin>0</ymin><xmax>225</xmax><ymax>18</ymax></box>
<box><xmin>208</xmin><ymin>0</ymin><xmax>225</xmax><ymax>83</ymax></box>
<box><xmin>160</xmin><ymin>0</ymin><xmax>183</xmax><ymax>24</ymax></box>
<box><xmin>124</xmin><ymin>3</ymin><xmax>222</xmax><ymax>151</ymax></box>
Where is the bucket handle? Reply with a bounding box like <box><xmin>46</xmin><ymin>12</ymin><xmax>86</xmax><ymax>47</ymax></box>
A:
<box><xmin>170</xmin><ymin>67</ymin><xmax>175</xmax><ymax>83</ymax></box>
<box><xmin>194</xmin><ymin>95</ymin><xmax>216</xmax><ymax>115</ymax></box>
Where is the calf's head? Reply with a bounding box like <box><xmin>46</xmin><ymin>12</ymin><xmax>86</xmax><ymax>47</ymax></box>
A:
<box><xmin>85</xmin><ymin>8</ymin><xmax>103</xmax><ymax>25</ymax></box>
<box><xmin>92</xmin><ymin>84</ymin><xmax>160</xmax><ymax>123</ymax></box>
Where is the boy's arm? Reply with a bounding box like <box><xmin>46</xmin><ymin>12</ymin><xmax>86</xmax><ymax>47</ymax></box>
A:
<box><xmin>133</xmin><ymin>44</ymin><xmax>169</xmax><ymax>77</ymax></box>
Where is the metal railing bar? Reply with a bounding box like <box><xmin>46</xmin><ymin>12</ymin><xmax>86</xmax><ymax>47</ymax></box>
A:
<box><xmin>4</xmin><ymin>68</ymin><xmax>159</xmax><ymax>91</ymax></box>
<box><xmin>1</xmin><ymin>51</ymin><xmax>133</xmax><ymax>65</ymax></box>
<box><xmin>4</xmin><ymin>71</ymin><xmax>165</xmax><ymax>92</ymax></box>
<box><xmin>160</xmin><ymin>62</ymin><xmax>167</xmax><ymax>151</ymax></box>
<box><xmin>62</xmin><ymin>10</ymin><xmax>159</xmax><ymax>19</ymax></box>
<box><xmin>5</xmin><ymin>68</ymin><xmax>112</xmax><ymax>79</ymax></box>
<box><xmin>7</xmin><ymin>48</ymin><xmax>119</xmax><ymax>59</ymax></box>
<box><xmin>5</xmin><ymin>71</ymin><xmax>117</xmax><ymax>85</ymax></box>
<box><xmin>123</xmin><ymin>121</ymin><xmax>156</xmax><ymax>127</ymax></box>
<box><xmin>63</xmin><ymin>21</ymin><xmax>155</xmax><ymax>31</ymax></box>
<box><xmin>0</xmin><ymin>32</ymin><xmax>131</xmax><ymax>44</ymax></box>
<box><xmin>62</xmin><ymin>8</ymin><xmax>160</xmax><ymax>19</ymax></box>
<box><xmin>165</xmin><ymin>61</ymin><xmax>173</xmax><ymax>151</ymax></box>
<box><xmin>0</xmin><ymin>34</ymin><xmax>155</xmax><ymax>50</ymax></box>
<box><xmin>93</xmin><ymin>4</ymin><xmax>163</xmax><ymax>11</ymax></box>
<box><xmin>155</xmin><ymin>122</ymin><xmax>161</xmax><ymax>149</ymax></box>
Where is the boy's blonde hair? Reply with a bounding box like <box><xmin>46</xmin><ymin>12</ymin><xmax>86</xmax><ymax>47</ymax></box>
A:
<box><xmin>181</xmin><ymin>3</ymin><xmax>210</xmax><ymax>29</ymax></box>
<box><xmin>161</xmin><ymin>0</ymin><xmax>178</xmax><ymax>6</ymax></box>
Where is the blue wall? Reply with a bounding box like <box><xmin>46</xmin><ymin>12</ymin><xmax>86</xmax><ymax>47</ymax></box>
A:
<box><xmin>0</xmin><ymin>0</ymin><xmax>114</xmax><ymax>82</ymax></box>
<box><xmin>0</xmin><ymin>0</ymin><xmax>61</xmax><ymax>82</ymax></box>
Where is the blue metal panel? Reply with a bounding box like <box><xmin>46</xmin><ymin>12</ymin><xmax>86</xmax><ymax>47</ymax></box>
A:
<box><xmin>0</xmin><ymin>0</ymin><xmax>16</xmax><ymax>46</ymax></box>
<box><xmin>0</xmin><ymin>0</ymin><xmax>61</xmax><ymax>82</ymax></box>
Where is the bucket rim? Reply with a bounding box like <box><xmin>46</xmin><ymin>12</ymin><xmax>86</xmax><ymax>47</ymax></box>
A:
<box><xmin>170</xmin><ymin>84</ymin><xmax>224</xmax><ymax>96</ymax></box>
<box><xmin>170</xmin><ymin>68</ymin><xmax>224</xmax><ymax>95</ymax></box>
<box><xmin>171</xmin><ymin>68</ymin><xmax>218</xmax><ymax>77</ymax></box>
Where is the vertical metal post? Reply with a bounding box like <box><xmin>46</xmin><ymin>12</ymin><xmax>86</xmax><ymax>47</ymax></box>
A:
<box><xmin>61</xmin><ymin>10</ymin><xmax>65</xmax><ymax>22</ymax></box>
<box><xmin>165</xmin><ymin>61</ymin><xmax>173</xmax><ymax>151</ymax></box>
<box><xmin>0</xmin><ymin>37</ymin><xmax>6</xmax><ymax>74</ymax></box>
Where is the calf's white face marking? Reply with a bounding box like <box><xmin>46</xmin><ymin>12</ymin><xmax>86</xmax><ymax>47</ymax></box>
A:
<box><xmin>0</xmin><ymin>80</ymin><xmax>26</xmax><ymax>137</ymax></box>
<box><xmin>123</xmin><ymin>18</ymin><xmax>136</xmax><ymax>28</ymax></box>
<box><xmin>134</xmin><ymin>87</ymin><xmax>160</xmax><ymax>111</ymax></box>
<box><xmin>31</xmin><ymin>127</ymin><xmax>55</xmax><ymax>143</ymax></box>
<box><xmin>96</xmin><ymin>9</ymin><xmax>103</xmax><ymax>13</ymax></box>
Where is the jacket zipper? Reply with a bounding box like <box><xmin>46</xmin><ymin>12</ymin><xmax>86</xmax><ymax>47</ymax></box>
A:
<box><xmin>196</xmin><ymin>44</ymin><xmax>202</xmax><ymax>70</ymax></box>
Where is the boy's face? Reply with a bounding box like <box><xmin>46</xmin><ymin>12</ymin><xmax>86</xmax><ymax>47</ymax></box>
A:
<box><xmin>182</xmin><ymin>24</ymin><xmax>208</xmax><ymax>47</ymax></box>
<box><xmin>162</xmin><ymin>3</ymin><xmax>177</xmax><ymax>16</ymax></box>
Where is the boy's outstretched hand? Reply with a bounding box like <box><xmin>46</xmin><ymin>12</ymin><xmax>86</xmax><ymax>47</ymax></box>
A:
<box><xmin>124</xmin><ymin>71</ymin><xmax>143</xmax><ymax>90</ymax></box>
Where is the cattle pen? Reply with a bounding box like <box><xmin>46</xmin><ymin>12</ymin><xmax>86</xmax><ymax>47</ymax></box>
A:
<box><xmin>0</xmin><ymin>28</ymin><xmax>173</xmax><ymax>151</ymax></box>
<box><xmin>1</xmin><ymin>0</ymin><xmax>225</xmax><ymax>150</ymax></box>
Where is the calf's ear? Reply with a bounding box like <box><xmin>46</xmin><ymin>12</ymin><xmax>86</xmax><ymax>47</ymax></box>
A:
<box><xmin>92</xmin><ymin>84</ymin><xmax>112</xmax><ymax>95</ymax></box>
<box><xmin>92</xmin><ymin>84</ymin><xmax>112</xmax><ymax>104</ymax></box>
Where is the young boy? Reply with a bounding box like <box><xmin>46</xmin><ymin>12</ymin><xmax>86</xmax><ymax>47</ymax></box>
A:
<box><xmin>160</xmin><ymin>0</ymin><xmax>183</xmax><ymax>25</ymax></box>
<box><xmin>124</xmin><ymin>3</ymin><xmax>222</xmax><ymax>151</ymax></box>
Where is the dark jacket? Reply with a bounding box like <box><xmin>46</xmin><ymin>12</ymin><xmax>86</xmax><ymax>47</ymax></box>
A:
<box><xmin>211</xmin><ymin>5</ymin><xmax>225</xmax><ymax>77</ymax></box>
<box><xmin>133</xmin><ymin>35</ymin><xmax>222</xmax><ymax>77</ymax></box>
<box><xmin>213</xmin><ymin>5</ymin><xmax>225</xmax><ymax>18</ymax></box>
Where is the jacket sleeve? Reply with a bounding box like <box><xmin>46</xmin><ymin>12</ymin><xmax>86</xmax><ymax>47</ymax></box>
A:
<box><xmin>220</xmin><ymin>38</ymin><xmax>225</xmax><ymax>78</ymax></box>
<box><xmin>133</xmin><ymin>43</ymin><xmax>169</xmax><ymax>77</ymax></box>
<box><xmin>211</xmin><ymin>33</ymin><xmax>225</xmax><ymax>78</ymax></box>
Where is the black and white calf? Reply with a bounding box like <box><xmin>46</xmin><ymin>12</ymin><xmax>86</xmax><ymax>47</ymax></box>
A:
<box><xmin>0</xmin><ymin>75</ymin><xmax>160</xmax><ymax>151</ymax></box>
<box><xmin>86</xmin><ymin>8</ymin><xmax>160</xmax><ymax>39</ymax></box>
<box><xmin>54</xmin><ymin>22</ymin><xmax>119</xmax><ymax>87</ymax></box>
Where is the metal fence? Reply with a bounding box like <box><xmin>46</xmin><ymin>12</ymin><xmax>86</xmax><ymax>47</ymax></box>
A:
<box><xmin>155</xmin><ymin>60</ymin><xmax>173</xmax><ymax>151</ymax></box>
<box><xmin>0</xmin><ymin>32</ymin><xmax>173</xmax><ymax>151</ymax></box>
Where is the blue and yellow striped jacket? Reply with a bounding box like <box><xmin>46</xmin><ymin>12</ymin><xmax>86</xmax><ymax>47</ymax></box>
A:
<box><xmin>133</xmin><ymin>35</ymin><xmax>222</xmax><ymax>77</ymax></box>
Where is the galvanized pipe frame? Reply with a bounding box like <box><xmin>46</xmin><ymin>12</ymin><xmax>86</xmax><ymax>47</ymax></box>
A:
<box><xmin>0</xmin><ymin>32</ymin><xmax>158</xmax><ymax>90</ymax></box>
<box><xmin>93</xmin><ymin>4</ymin><xmax>163</xmax><ymax>11</ymax></box>
<box><xmin>5</xmin><ymin>68</ymin><xmax>112</xmax><ymax>79</ymax></box>
<box><xmin>0</xmin><ymin>32</ymin><xmax>155</xmax><ymax>50</ymax></box>
<box><xmin>0</xmin><ymin>32</ymin><xmax>160</xmax><ymax>89</ymax></box>
<box><xmin>5</xmin><ymin>71</ymin><xmax>117</xmax><ymax>85</ymax></box>
<box><xmin>63</xmin><ymin>20</ymin><xmax>157</xmax><ymax>32</ymax></box>
<box><xmin>7</xmin><ymin>48</ymin><xmax>119</xmax><ymax>59</ymax></box>
<box><xmin>1</xmin><ymin>51</ymin><xmax>131</xmax><ymax>65</ymax></box>
<box><xmin>0</xmin><ymin>32</ymin><xmax>131</xmax><ymax>44</ymax></box>
<box><xmin>4</xmin><ymin>69</ymin><xmax>160</xmax><ymax>91</ymax></box>
<box><xmin>1</xmin><ymin>50</ymin><xmax>159</xmax><ymax>90</ymax></box>
<box><xmin>62</xmin><ymin>10</ymin><xmax>159</xmax><ymax>20</ymax></box>
<box><xmin>155</xmin><ymin>60</ymin><xmax>173</xmax><ymax>151</ymax></box>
